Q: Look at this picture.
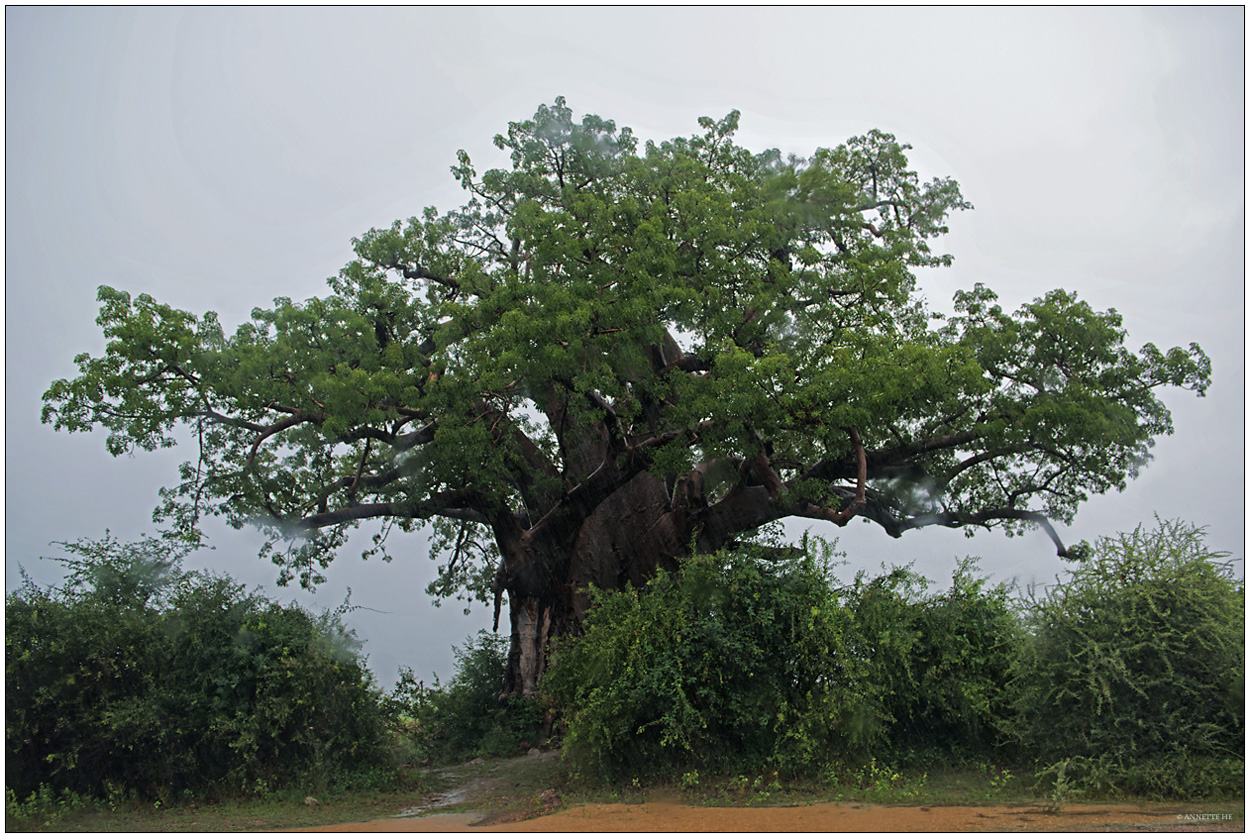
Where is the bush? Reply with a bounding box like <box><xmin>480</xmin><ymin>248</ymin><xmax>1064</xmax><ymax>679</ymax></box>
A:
<box><xmin>1011</xmin><ymin>518</ymin><xmax>1244</xmax><ymax>797</ymax></box>
<box><xmin>6</xmin><ymin>533</ymin><xmax>393</xmax><ymax>800</ymax></box>
<box><xmin>545</xmin><ymin>543</ymin><xmax>884</xmax><ymax>779</ymax></box>
<box><xmin>389</xmin><ymin>630</ymin><xmax>544</xmax><ymax>764</ymax></box>
<box><xmin>544</xmin><ymin>543</ymin><xmax>1027</xmax><ymax>781</ymax></box>
<box><xmin>847</xmin><ymin>559</ymin><xmax>1023</xmax><ymax>761</ymax></box>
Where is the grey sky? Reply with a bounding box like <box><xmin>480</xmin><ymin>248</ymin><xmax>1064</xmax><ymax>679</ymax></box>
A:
<box><xmin>6</xmin><ymin>7</ymin><xmax>1244</xmax><ymax>687</ymax></box>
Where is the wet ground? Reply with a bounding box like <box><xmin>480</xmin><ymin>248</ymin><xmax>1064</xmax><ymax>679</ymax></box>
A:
<box><xmin>311</xmin><ymin>801</ymin><xmax>1242</xmax><ymax>833</ymax></box>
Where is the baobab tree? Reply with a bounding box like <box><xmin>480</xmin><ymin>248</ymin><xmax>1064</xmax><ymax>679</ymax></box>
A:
<box><xmin>43</xmin><ymin>99</ymin><xmax>1210</xmax><ymax>695</ymax></box>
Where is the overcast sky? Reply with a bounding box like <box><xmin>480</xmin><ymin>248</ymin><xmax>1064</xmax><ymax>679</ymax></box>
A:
<box><xmin>6</xmin><ymin>7</ymin><xmax>1244</xmax><ymax>687</ymax></box>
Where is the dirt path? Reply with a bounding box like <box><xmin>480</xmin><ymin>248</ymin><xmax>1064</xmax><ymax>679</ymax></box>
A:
<box><xmin>296</xmin><ymin>751</ymin><xmax>1242</xmax><ymax>833</ymax></box>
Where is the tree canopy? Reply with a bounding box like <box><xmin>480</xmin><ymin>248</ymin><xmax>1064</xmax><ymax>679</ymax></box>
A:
<box><xmin>43</xmin><ymin>99</ymin><xmax>1210</xmax><ymax>691</ymax></box>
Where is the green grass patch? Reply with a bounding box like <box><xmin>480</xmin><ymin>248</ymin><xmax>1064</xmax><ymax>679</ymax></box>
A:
<box><xmin>6</xmin><ymin>771</ymin><xmax>447</xmax><ymax>833</ymax></box>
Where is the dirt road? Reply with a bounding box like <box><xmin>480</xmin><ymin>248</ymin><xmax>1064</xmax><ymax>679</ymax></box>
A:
<box><xmin>294</xmin><ymin>751</ymin><xmax>1241</xmax><ymax>833</ymax></box>
<box><xmin>309</xmin><ymin>801</ymin><xmax>1240</xmax><ymax>832</ymax></box>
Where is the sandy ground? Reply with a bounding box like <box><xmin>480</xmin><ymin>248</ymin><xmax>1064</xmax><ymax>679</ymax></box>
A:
<box><xmin>287</xmin><ymin>751</ymin><xmax>1240</xmax><ymax>833</ymax></box>
<box><xmin>303</xmin><ymin>801</ymin><xmax>1242</xmax><ymax>833</ymax></box>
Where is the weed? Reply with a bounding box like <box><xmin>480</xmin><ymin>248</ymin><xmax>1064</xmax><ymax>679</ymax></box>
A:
<box><xmin>978</xmin><ymin>761</ymin><xmax>1015</xmax><ymax>799</ymax></box>
<box><xmin>854</xmin><ymin>757</ymin><xmax>926</xmax><ymax>801</ymax></box>
<box><xmin>5</xmin><ymin>785</ymin><xmax>87</xmax><ymax>831</ymax></box>
<box><xmin>1041</xmin><ymin>758</ymin><xmax>1075</xmax><ymax>814</ymax></box>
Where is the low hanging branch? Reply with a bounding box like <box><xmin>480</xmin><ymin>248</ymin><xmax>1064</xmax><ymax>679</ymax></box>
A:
<box><xmin>895</xmin><ymin>507</ymin><xmax>1085</xmax><ymax>559</ymax></box>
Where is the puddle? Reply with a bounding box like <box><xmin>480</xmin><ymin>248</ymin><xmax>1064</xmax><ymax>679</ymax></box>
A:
<box><xmin>396</xmin><ymin>788</ymin><xmax>470</xmax><ymax>818</ymax></box>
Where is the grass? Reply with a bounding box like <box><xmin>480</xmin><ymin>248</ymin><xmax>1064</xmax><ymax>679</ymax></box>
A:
<box><xmin>5</xmin><ymin>771</ymin><xmax>453</xmax><ymax>833</ymax></box>
<box><xmin>583</xmin><ymin>761</ymin><xmax>1034</xmax><ymax>810</ymax></box>
<box><xmin>560</xmin><ymin>757</ymin><xmax>1244</xmax><ymax>815</ymax></box>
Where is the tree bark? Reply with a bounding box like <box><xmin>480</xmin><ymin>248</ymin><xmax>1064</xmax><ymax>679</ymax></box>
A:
<box><xmin>493</xmin><ymin>471</ymin><xmax>681</xmax><ymax>696</ymax></box>
<box><xmin>492</xmin><ymin>468</ymin><xmax>791</xmax><ymax>697</ymax></box>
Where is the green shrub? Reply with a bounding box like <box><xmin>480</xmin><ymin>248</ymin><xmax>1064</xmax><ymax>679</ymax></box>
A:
<box><xmin>856</xmin><ymin>559</ymin><xmax>1023</xmax><ymax>760</ymax></box>
<box><xmin>545</xmin><ymin>543</ymin><xmax>1026</xmax><ymax>781</ymax></box>
<box><xmin>6</xmin><ymin>533</ymin><xmax>393</xmax><ymax>800</ymax></box>
<box><xmin>544</xmin><ymin>543</ymin><xmax>888</xmax><ymax>780</ymax></box>
<box><xmin>389</xmin><ymin>630</ymin><xmax>544</xmax><ymax>764</ymax></box>
<box><xmin>1011</xmin><ymin>518</ymin><xmax>1244</xmax><ymax>797</ymax></box>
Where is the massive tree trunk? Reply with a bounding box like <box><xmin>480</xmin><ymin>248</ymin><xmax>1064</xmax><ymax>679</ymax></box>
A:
<box><xmin>495</xmin><ymin>471</ymin><xmax>683</xmax><ymax>697</ymax></box>
<box><xmin>492</xmin><ymin>461</ymin><xmax>806</xmax><ymax>696</ymax></box>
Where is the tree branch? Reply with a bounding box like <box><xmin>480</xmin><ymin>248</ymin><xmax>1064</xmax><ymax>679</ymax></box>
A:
<box><xmin>392</xmin><ymin>261</ymin><xmax>460</xmax><ymax>295</ymax></box>
<box><xmin>798</xmin><ymin>426</ymin><xmax>866</xmax><ymax>525</ymax></box>
<box><xmin>338</xmin><ymin>422</ymin><xmax>436</xmax><ymax>451</ymax></box>
<box><xmin>299</xmin><ymin>502</ymin><xmax>398</xmax><ymax>529</ymax></box>
<box><xmin>946</xmin><ymin>446</ymin><xmax>1027</xmax><ymax>481</ymax></box>
<box><xmin>297</xmin><ymin>490</ymin><xmax>491</xmax><ymax>530</ymax></box>
<box><xmin>895</xmin><ymin>506</ymin><xmax>1081</xmax><ymax>558</ymax></box>
<box><xmin>197</xmin><ymin>407</ymin><xmax>266</xmax><ymax>433</ymax></box>
<box><xmin>246</xmin><ymin>413</ymin><xmax>319</xmax><ymax>466</ymax></box>
<box><xmin>347</xmin><ymin>439</ymin><xmax>372</xmax><ymax>504</ymax></box>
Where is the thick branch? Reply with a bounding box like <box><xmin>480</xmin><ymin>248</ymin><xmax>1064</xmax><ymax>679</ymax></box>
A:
<box><xmin>246</xmin><ymin>413</ymin><xmax>319</xmax><ymax>466</ymax></box>
<box><xmin>497</xmin><ymin>415</ymin><xmax>563</xmax><ymax>517</ymax></box>
<box><xmin>299</xmin><ymin>502</ymin><xmax>397</xmax><ymax>529</ymax></box>
<box><xmin>631</xmin><ymin>418</ymin><xmax>717</xmax><ymax>453</ymax></box>
<box><xmin>313</xmin><ymin>467</ymin><xmax>403</xmax><ymax>503</ymax></box>
<box><xmin>698</xmin><ymin>428</ymin><xmax>870</xmax><ymax>551</ymax></box>
<box><xmin>297</xmin><ymin>490</ymin><xmax>491</xmax><ymax>530</ymax></box>
<box><xmin>198</xmin><ymin>407</ymin><xmax>266</xmax><ymax>433</ymax></box>
<box><xmin>393</xmin><ymin>261</ymin><xmax>460</xmax><ymax>295</ymax></box>
<box><xmin>946</xmin><ymin>445</ymin><xmax>1028</xmax><ymax>481</ymax></box>
<box><xmin>798</xmin><ymin>426</ymin><xmax>866</xmax><ymax>526</ymax></box>
<box><xmin>745</xmin><ymin>448</ymin><xmax>784</xmax><ymax>497</ymax></box>
<box><xmin>659</xmin><ymin>353</ymin><xmax>711</xmax><ymax>375</ymax></box>
<box><xmin>854</xmin><ymin>198</ymin><xmax>902</xmax><ymax>215</ymax></box>
<box><xmin>896</xmin><ymin>507</ymin><xmax>1079</xmax><ymax>558</ymax></box>
<box><xmin>338</xmin><ymin>422</ymin><xmax>436</xmax><ymax>451</ymax></box>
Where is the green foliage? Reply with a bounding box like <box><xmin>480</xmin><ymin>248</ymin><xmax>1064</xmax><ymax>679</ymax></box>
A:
<box><xmin>1011</xmin><ymin>518</ymin><xmax>1244</xmax><ymax>797</ymax></box>
<box><xmin>545</xmin><ymin>543</ymin><xmax>856</xmax><ymax>779</ymax></box>
<box><xmin>849</xmin><ymin>558</ymin><xmax>1023</xmax><ymax>759</ymax></box>
<box><xmin>6</xmin><ymin>536</ymin><xmax>393</xmax><ymax>801</ymax></box>
<box><xmin>939</xmin><ymin>286</ymin><xmax>1210</xmax><ymax>530</ymax></box>
<box><xmin>5</xmin><ymin>784</ymin><xmax>90</xmax><ymax>831</ymax></box>
<box><xmin>544</xmin><ymin>542</ymin><xmax>1023</xmax><ymax>780</ymax></box>
<box><xmin>841</xmin><ymin>757</ymin><xmax>928</xmax><ymax>802</ymax></box>
<box><xmin>388</xmin><ymin>631</ymin><xmax>544</xmax><ymax>764</ymax></box>
<box><xmin>48</xmin><ymin>530</ymin><xmax>187</xmax><ymax>607</ymax></box>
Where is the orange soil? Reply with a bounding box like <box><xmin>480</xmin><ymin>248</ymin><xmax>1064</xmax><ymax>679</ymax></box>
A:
<box><xmin>306</xmin><ymin>801</ymin><xmax>1242</xmax><ymax>832</ymax></box>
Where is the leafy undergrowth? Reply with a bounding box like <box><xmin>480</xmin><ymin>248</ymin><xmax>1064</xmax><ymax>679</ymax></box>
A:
<box><xmin>571</xmin><ymin>760</ymin><xmax>1051</xmax><ymax>811</ymax></box>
